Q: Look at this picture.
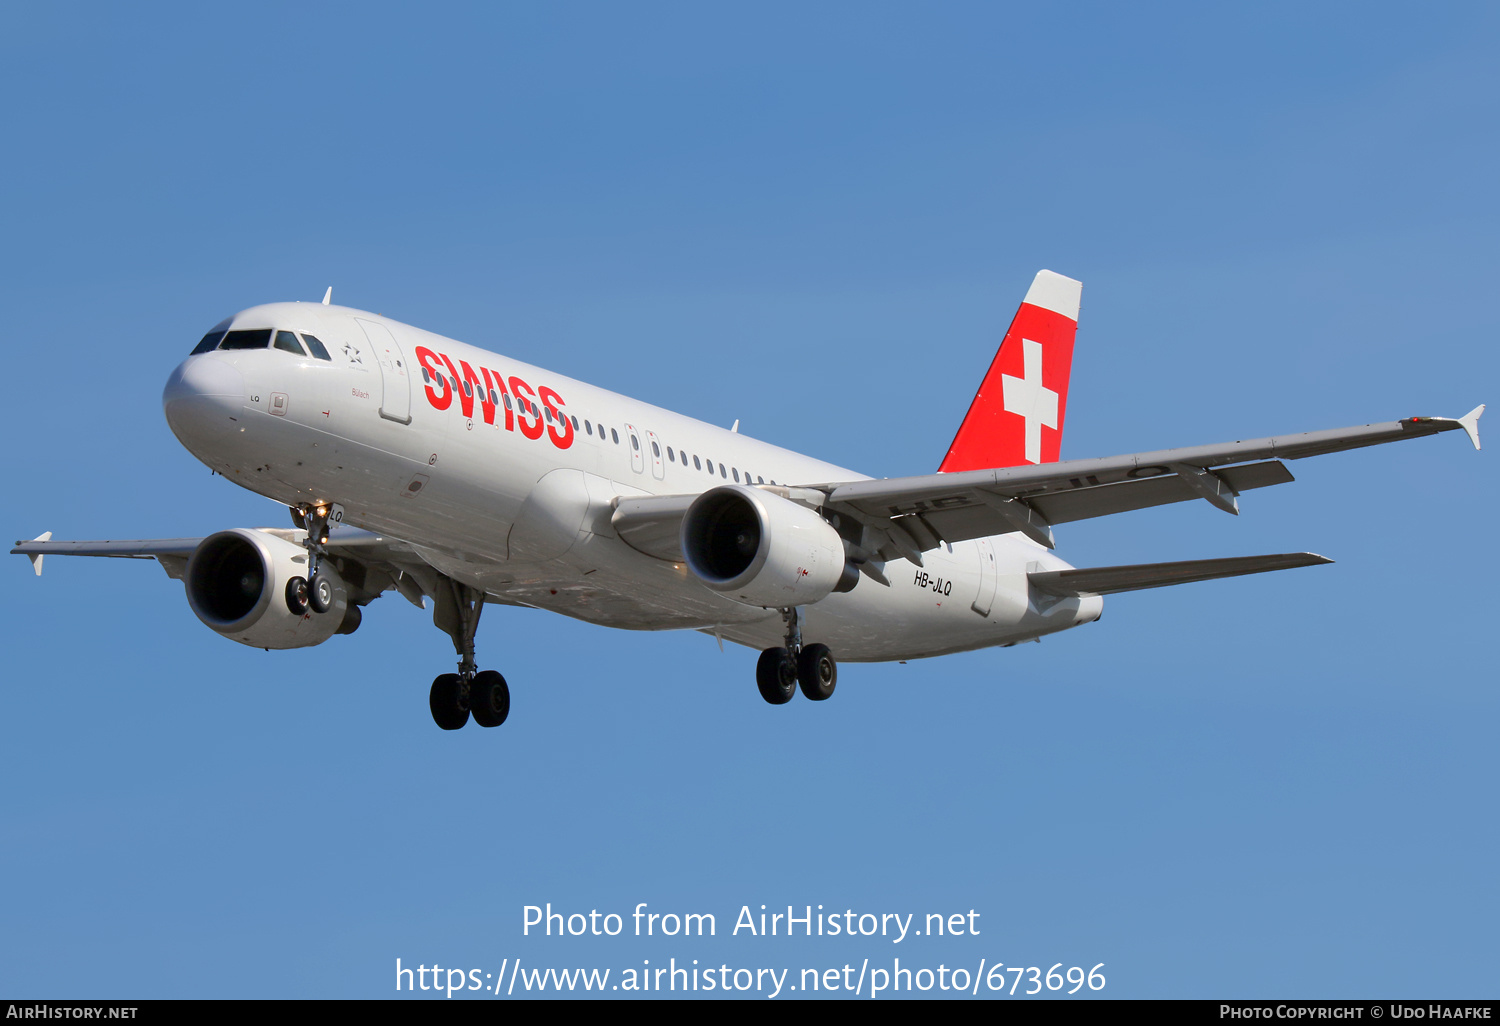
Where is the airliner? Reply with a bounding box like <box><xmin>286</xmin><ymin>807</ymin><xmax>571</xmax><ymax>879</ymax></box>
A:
<box><xmin>12</xmin><ymin>272</ymin><xmax>1483</xmax><ymax>731</ymax></box>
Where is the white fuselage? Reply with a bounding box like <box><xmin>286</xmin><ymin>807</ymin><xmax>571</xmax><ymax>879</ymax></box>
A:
<box><xmin>162</xmin><ymin>301</ymin><xmax>1101</xmax><ymax>660</ymax></box>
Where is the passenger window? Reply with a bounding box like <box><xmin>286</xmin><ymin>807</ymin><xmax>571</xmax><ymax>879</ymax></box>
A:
<box><xmin>720</xmin><ymin>464</ymin><xmax>727</xmax><ymax>478</ymax></box>
<box><xmin>732</xmin><ymin>468</ymin><xmax>740</xmax><ymax>482</ymax></box>
<box><xmin>631</xmin><ymin>435</ymin><xmax>640</xmax><ymax>451</ymax></box>
<box><xmin>585</xmin><ymin>420</ymin><xmax>592</xmax><ymax>435</ymax></box>
<box><xmin>219</xmin><ymin>329</ymin><xmax>273</xmax><ymax>350</ymax></box>
<box><xmin>422</xmin><ymin>367</ymin><xmax>432</xmax><ymax>384</ymax></box>
<box><xmin>651</xmin><ymin>441</ymin><xmax>660</xmax><ymax>457</ymax></box>
<box><xmin>300</xmin><ymin>333</ymin><xmax>333</xmax><ymax>361</ymax></box>
<box><xmin>571</xmin><ymin>415</ymin><xmax>579</xmax><ymax>430</ymax></box>
<box><xmin>693</xmin><ymin>455</ymin><xmax>701</xmax><ymax>470</ymax></box>
<box><xmin>611</xmin><ymin>429</ymin><xmax>619</xmax><ymax>444</ymax></box>
<box><xmin>489</xmin><ymin>388</ymin><xmax>498</xmax><ymax>405</ymax></box>
<box><xmin>463</xmin><ymin>380</ymin><xmax>472</xmax><ymax>397</ymax></box>
<box><xmin>191</xmin><ymin>319</ymin><xmax>231</xmax><ymax>354</ymax></box>
<box><xmin>274</xmin><ymin>330</ymin><xmax>306</xmax><ymax>356</ymax></box>
<box><xmin>667</xmin><ymin>446</ymin><xmax>674</xmax><ymax>461</ymax></box>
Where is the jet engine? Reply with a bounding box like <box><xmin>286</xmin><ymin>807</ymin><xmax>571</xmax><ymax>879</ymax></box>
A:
<box><xmin>185</xmin><ymin>528</ymin><xmax>351</xmax><ymax>649</ymax></box>
<box><xmin>681</xmin><ymin>485</ymin><xmax>855</xmax><ymax>608</ymax></box>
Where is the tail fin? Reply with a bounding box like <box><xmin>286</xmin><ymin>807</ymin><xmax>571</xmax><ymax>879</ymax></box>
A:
<box><xmin>939</xmin><ymin>270</ymin><xmax>1082</xmax><ymax>472</ymax></box>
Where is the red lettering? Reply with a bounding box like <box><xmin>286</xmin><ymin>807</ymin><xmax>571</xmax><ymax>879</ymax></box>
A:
<box><xmin>482</xmin><ymin>367</ymin><xmax>514</xmax><ymax>431</ymax></box>
<box><xmin>415</xmin><ymin>347</ymin><xmax>451</xmax><ymax>411</ymax></box>
<box><xmin>539</xmin><ymin>386</ymin><xmax>573</xmax><ymax>449</ymax></box>
<box><xmin>437</xmin><ymin>353</ymin><xmax>474</xmax><ymax>419</ymax></box>
<box><xmin>509</xmin><ymin>376</ymin><xmax>545</xmax><ymax>440</ymax></box>
<box><xmin>459</xmin><ymin>360</ymin><xmax>495</xmax><ymax>425</ymax></box>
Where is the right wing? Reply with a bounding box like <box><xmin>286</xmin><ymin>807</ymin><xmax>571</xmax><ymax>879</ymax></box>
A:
<box><xmin>810</xmin><ymin>407</ymin><xmax>1484</xmax><ymax>562</ymax></box>
<box><xmin>607</xmin><ymin>408</ymin><xmax>1482</xmax><ymax>569</ymax></box>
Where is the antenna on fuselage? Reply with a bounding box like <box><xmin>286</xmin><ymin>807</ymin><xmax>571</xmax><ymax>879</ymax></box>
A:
<box><xmin>321</xmin><ymin>287</ymin><xmax>333</xmax><ymax>306</ymax></box>
<box><xmin>730</xmin><ymin>419</ymin><xmax>739</xmax><ymax>433</ymax></box>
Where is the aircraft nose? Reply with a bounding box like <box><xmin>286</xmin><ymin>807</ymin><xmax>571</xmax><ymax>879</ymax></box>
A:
<box><xmin>163</xmin><ymin>355</ymin><xmax>245</xmax><ymax>444</ymax></box>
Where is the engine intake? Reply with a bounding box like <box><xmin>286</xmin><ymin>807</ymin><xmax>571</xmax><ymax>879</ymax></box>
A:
<box><xmin>681</xmin><ymin>486</ymin><xmax>849</xmax><ymax>607</ymax></box>
<box><xmin>186</xmin><ymin>529</ymin><xmax>348</xmax><ymax>649</ymax></box>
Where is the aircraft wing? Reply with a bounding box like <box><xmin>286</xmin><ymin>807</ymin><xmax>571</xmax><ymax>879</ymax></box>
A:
<box><xmin>807</xmin><ymin>407</ymin><xmax>1483</xmax><ymax>563</ymax></box>
<box><xmin>10</xmin><ymin>528</ymin><xmax>425</xmax><ymax>604</ymax></box>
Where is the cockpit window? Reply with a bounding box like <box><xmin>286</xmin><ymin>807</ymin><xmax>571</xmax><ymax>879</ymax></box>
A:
<box><xmin>218</xmin><ymin>329</ymin><xmax>273</xmax><ymax>350</ymax></box>
<box><xmin>274</xmin><ymin>331</ymin><xmax>307</xmax><ymax>356</ymax></box>
<box><xmin>300</xmin><ymin>333</ymin><xmax>333</xmax><ymax>361</ymax></box>
<box><xmin>191</xmin><ymin>318</ymin><xmax>232</xmax><ymax>355</ymax></box>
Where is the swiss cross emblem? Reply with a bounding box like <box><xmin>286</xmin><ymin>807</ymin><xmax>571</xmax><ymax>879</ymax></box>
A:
<box><xmin>1001</xmin><ymin>338</ymin><xmax>1059</xmax><ymax>465</ymax></box>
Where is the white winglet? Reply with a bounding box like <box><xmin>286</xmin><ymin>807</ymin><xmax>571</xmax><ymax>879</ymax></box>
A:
<box><xmin>322</xmin><ymin>287</ymin><xmax>333</xmax><ymax>306</ymax></box>
<box><xmin>1458</xmin><ymin>404</ymin><xmax>1484</xmax><ymax>450</ymax></box>
<box><xmin>28</xmin><ymin>531</ymin><xmax>51</xmax><ymax>576</ymax></box>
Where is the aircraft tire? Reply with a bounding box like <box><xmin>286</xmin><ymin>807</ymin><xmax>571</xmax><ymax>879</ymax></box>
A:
<box><xmin>756</xmin><ymin>648</ymin><xmax>798</xmax><ymax>705</ymax></box>
<box><xmin>429</xmin><ymin>673</ymin><xmax>470</xmax><ymax>730</ymax></box>
<box><xmin>308</xmin><ymin>571</ymin><xmax>335</xmax><ymax>614</ymax></box>
<box><xmin>285</xmin><ymin>576</ymin><xmax>310</xmax><ymax>616</ymax></box>
<box><xmin>797</xmin><ymin>643</ymin><xmax>837</xmax><ymax>701</ymax></box>
<box><xmin>470</xmin><ymin>670</ymin><xmax>510</xmax><ymax>728</ymax></box>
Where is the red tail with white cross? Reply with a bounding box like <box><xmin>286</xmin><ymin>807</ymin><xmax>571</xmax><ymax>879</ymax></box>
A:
<box><xmin>939</xmin><ymin>269</ymin><xmax>1082</xmax><ymax>472</ymax></box>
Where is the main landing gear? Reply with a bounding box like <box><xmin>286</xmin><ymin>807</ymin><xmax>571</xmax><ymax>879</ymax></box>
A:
<box><xmin>287</xmin><ymin>503</ymin><xmax>512</xmax><ymax>733</ymax></box>
<box><xmin>755</xmin><ymin>607</ymin><xmax>837</xmax><ymax>705</ymax></box>
<box><xmin>424</xmin><ymin>576</ymin><xmax>511</xmax><ymax>731</ymax></box>
<box><xmin>429</xmin><ymin>669</ymin><xmax>510</xmax><ymax>731</ymax></box>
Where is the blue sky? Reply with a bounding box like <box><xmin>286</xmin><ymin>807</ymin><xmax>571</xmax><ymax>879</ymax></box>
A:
<box><xmin>1</xmin><ymin>2</ymin><xmax>1495</xmax><ymax>999</ymax></box>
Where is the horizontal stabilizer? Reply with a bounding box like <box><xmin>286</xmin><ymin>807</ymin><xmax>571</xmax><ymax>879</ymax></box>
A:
<box><xmin>1029</xmin><ymin>552</ymin><xmax>1333</xmax><ymax>597</ymax></box>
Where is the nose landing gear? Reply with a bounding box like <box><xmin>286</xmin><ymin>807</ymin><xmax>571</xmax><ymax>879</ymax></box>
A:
<box><xmin>756</xmin><ymin>607</ymin><xmax>838</xmax><ymax>705</ymax></box>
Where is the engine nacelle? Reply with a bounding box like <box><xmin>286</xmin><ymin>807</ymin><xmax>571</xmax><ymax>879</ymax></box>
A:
<box><xmin>682</xmin><ymin>485</ymin><xmax>848</xmax><ymax>608</ymax></box>
<box><xmin>185</xmin><ymin>528</ymin><xmax>348</xmax><ymax>649</ymax></box>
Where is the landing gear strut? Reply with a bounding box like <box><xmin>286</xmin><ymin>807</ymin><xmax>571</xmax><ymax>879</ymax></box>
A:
<box><xmin>756</xmin><ymin>607</ymin><xmax>837</xmax><ymax>705</ymax></box>
<box><xmin>427</xmin><ymin>575</ymin><xmax>510</xmax><ymax>730</ymax></box>
<box><xmin>287</xmin><ymin>502</ymin><xmax>340</xmax><ymax>616</ymax></box>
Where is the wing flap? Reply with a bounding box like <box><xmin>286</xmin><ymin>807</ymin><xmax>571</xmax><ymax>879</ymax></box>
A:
<box><xmin>1029</xmin><ymin>551</ymin><xmax>1333</xmax><ymax>597</ymax></box>
<box><xmin>1033</xmin><ymin>459</ymin><xmax>1295</xmax><ymax>525</ymax></box>
<box><xmin>905</xmin><ymin>460</ymin><xmax>1290</xmax><ymax>545</ymax></box>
